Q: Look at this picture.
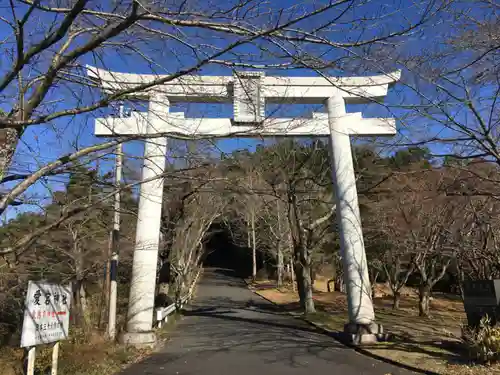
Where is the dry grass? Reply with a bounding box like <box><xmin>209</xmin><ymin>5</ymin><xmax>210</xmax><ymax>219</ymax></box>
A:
<box><xmin>0</xmin><ymin>328</ymin><xmax>153</xmax><ymax>375</ymax></box>
<box><xmin>251</xmin><ymin>277</ymin><xmax>500</xmax><ymax>375</ymax></box>
<box><xmin>0</xmin><ymin>312</ymin><xmax>188</xmax><ymax>375</ymax></box>
<box><xmin>0</xmin><ymin>304</ymin><xmax>187</xmax><ymax>375</ymax></box>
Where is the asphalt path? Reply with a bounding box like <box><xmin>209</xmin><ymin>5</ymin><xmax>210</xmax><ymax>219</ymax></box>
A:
<box><xmin>119</xmin><ymin>268</ymin><xmax>416</xmax><ymax>375</ymax></box>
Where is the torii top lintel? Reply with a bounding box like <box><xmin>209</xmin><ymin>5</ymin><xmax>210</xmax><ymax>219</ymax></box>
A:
<box><xmin>86</xmin><ymin>66</ymin><xmax>400</xmax><ymax>104</ymax></box>
<box><xmin>86</xmin><ymin>66</ymin><xmax>400</xmax><ymax>138</ymax></box>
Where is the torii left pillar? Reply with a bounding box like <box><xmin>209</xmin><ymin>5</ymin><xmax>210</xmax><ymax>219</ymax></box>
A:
<box><xmin>119</xmin><ymin>96</ymin><xmax>169</xmax><ymax>347</ymax></box>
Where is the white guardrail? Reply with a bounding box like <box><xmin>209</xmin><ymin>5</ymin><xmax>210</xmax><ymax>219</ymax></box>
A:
<box><xmin>155</xmin><ymin>268</ymin><xmax>202</xmax><ymax>328</ymax></box>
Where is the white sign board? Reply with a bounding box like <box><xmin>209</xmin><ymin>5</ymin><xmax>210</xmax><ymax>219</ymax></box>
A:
<box><xmin>20</xmin><ymin>281</ymin><xmax>72</xmax><ymax>348</ymax></box>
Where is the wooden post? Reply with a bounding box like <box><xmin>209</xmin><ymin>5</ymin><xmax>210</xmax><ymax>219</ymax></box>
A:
<box><xmin>51</xmin><ymin>342</ymin><xmax>59</xmax><ymax>375</ymax></box>
<box><xmin>108</xmin><ymin>141</ymin><xmax>122</xmax><ymax>340</ymax></box>
<box><xmin>26</xmin><ymin>346</ymin><xmax>35</xmax><ymax>375</ymax></box>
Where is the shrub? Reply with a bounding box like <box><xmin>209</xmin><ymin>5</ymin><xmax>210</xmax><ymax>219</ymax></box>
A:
<box><xmin>462</xmin><ymin>315</ymin><xmax>500</xmax><ymax>364</ymax></box>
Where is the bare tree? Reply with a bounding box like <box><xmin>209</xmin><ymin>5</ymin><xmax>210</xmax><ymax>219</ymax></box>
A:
<box><xmin>373</xmin><ymin>174</ymin><xmax>418</xmax><ymax>309</ymax></box>
<box><xmin>383</xmin><ymin>254</ymin><xmax>415</xmax><ymax>310</ymax></box>
<box><xmin>453</xmin><ymin>191</ymin><xmax>500</xmax><ymax>292</ymax></box>
<box><xmin>259</xmin><ymin>196</ymin><xmax>291</xmax><ymax>287</ymax></box>
<box><xmin>257</xmin><ymin>140</ymin><xmax>336</xmax><ymax>314</ymax></box>
<box><xmin>388</xmin><ymin>169</ymin><xmax>457</xmax><ymax>316</ymax></box>
<box><xmin>0</xmin><ymin>0</ymin><xmax>443</xmax><ymax>174</ymax></box>
<box><xmin>161</xmin><ymin>166</ymin><xmax>227</xmax><ymax>303</ymax></box>
<box><xmin>378</xmin><ymin>0</ymin><xmax>500</xmax><ymax>170</ymax></box>
<box><xmin>0</xmin><ymin>0</ymin><xmax>451</xmax><ymax>262</ymax></box>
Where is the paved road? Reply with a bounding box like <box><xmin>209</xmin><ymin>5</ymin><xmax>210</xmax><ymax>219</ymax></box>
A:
<box><xmin>120</xmin><ymin>268</ymin><xmax>415</xmax><ymax>375</ymax></box>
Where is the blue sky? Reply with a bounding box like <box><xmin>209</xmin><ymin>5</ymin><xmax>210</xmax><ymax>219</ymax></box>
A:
<box><xmin>0</xmin><ymin>0</ymin><xmax>490</xmax><ymax>222</ymax></box>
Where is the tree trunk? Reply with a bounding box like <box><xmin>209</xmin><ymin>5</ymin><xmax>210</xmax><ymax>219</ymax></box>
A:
<box><xmin>293</xmin><ymin>246</ymin><xmax>315</xmax><ymax>314</ymax></box>
<box><xmin>73</xmin><ymin>280</ymin><xmax>82</xmax><ymax>325</ymax></box>
<box><xmin>73</xmin><ymin>238</ymin><xmax>89</xmax><ymax>327</ymax></box>
<box><xmin>335</xmin><ymin>274</ymin><xmax>345</xmax><ymax>293</ymax></box>
<box><xmin>247</xmin><ymin>221</ymin><xmax>251</xmax><ymax>248</ymax></box>
<box><xmin>276</xmin><ymin>199</ymin><xmax>284</xmax><ymax>288</ymax></box>
<box><xmin>157</xmin><ymin>260</ymin><xmax>171</xmax><ymax>300</ymax></box>
<box><xmin>310</xmin><ymin>266</ymin><xmax>316</xmax><ymax>288</ymax></box>
<box><xmin>456</xmin><ymin>265</ymin><xmax>465</xmax><ymax>301</ymax></box>
<box><xmin>0</xmin><ymin>128</ymin><xmax>18</xmax><ymax>182</ymax></box>
<box><xmin>251</xmin><ymin>209</ymin><xmax>257</xmax><ymax>280</ymax></box>
<box><xmin>459</xmin><ymin>284</ymin><xmax>465</xmax><ymax>302</ymax></box>
<box><xmin>79</xmin><ymin>282</ymin><xmax>90</xmax><ymax>326</ymax></box>
<box><xmin>290</xmin><ymin>258</ymin><xmax>296</xmax><ymax>292</ymax></box>
<box><xmin>332</xmin><ymin>255</ymin><xmax>345</xmax><ymax>293</ymax></box>
<box><xmin>299</xmin><ymin>262</ymin><xmax>315</xmax><ymax>314</ymax></box>
<box><xmin>73</xmin><ymin>279</ymin><xmax>89</xmax><ymax>327</ymax></box>
<box><xmin>277</xmin><ymin>247</ymin><xmax>284</xmax><ymax>288</ymax></box>
<box><xmin>419</xmin><ymin>285</ymin><xmax>431</xmax><ymax>317</ymax></box>
<box><xmin>392</xmin><ymin>291</ymin><xmax>401</xmax><ymax>310</ymax></box>
<box><xmin>371</xmin><ymin>271</ymin><xmax>379</xmax><ymax>300</ymax></box>
<box><xmin>294</xmin><ymin>261</ymin><xmax>305</xmax><ymax>301</ymax></box>
<box><xmin>327</xmin><ymin>279</ymin><xmax>335</xmax><ymax>292</ymax></box>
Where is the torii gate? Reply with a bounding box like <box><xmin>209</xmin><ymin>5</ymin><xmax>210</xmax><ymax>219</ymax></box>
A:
<box><xmin>87</xmin><ymin>67</ymin><xmax>400</xmax><ymax>346</ymax></box>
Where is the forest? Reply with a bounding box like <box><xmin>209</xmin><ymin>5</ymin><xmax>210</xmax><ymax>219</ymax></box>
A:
<box><xmin>1</xmin><ymin>139</ymin><xmax>498</xmax><ymax>346</ymax></box>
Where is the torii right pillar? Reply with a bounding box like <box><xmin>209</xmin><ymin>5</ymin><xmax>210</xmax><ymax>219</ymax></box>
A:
<box><xmin>326</xmin><ymin>96</ymin><xmax>384</xmax><ymax>345</ymax></box>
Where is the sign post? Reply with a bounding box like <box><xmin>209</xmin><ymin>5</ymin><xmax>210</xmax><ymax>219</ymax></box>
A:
<box><xmin>463</xmin><ymin>280</ymin><xmax>500</xmax><ymax>328</ymax></box>
<box><xmin>51</xmin><ymin>342</ymin><xmax>60</xmax><ymax>375</ymax></box>
<box><xmin>20</xmin><ymin>281</ymin><xmax>72</xmax><ymax>375</ymax></box>
<box><xmin>26</xmin><ymin>347</ymin><xmax>35</xmax><ymax>375</ymax></box>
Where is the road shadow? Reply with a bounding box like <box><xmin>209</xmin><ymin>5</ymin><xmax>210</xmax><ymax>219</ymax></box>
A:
<box><xmin>182</xmin><ymin>306</ymin><xmax>339</xmax><ymax>339</ymax></box>
<box><xmin>203</xmin><ymin>268</ymin><xmax>248</xmax><ymax>288</ymax></box>
<box><xmin>367</xmin><ymin>333</ymin><xmax>469</xmax><ymax>365</ymax></box>
<box><xmin>211</xmin><ymin>268</ymin><xmax>238</xmax><ymax>278</ymax></box>
<box><xmin>118</xmin><ymin>300</ymin><xmax>355</xmax><ymax>375</ymax></box>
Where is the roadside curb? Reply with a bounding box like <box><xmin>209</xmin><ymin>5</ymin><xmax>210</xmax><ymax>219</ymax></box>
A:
<box><xmin>245</xmin><ymin>279</ymin><xmax>441</xmax><ymax>375</ymax></box>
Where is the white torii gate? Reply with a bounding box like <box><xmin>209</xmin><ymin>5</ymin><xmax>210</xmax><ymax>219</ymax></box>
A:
<box><xmin>87</xmin><ymin>67</ymin><xmax>400</xmax><ymax>346</ymax></box>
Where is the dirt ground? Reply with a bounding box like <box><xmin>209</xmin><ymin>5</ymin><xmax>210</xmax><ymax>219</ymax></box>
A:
<box><xmin>251</xmin><ymin>277</ymin><xmax>499</xmax><ymax>375</ymax></box>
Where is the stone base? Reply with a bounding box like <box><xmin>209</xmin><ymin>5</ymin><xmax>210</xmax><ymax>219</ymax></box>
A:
<box><xmin>343</xmin><ymin>322</ymin><xmax>389</xmax><ymax>345</ymax></box>
<box><xmin>119</xmin><ymin>331</ymin><xmax>157</xmax><ymax>349</ymax></box>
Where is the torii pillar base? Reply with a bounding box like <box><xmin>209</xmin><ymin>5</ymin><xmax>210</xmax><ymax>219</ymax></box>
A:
<box><xmin>119</xmin><ymin>331</ymin><xmax>157</xmax><ymax>349</ymax></box>
<box><xmin>342</xmin><ymin>322</ymin><xmax>389</xmax><ymax>345</ymax></box>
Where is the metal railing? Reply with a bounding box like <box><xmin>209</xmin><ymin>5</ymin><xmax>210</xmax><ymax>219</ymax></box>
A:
<box><xmin>155</xmin><ymin>268</ymin><xmax>202</xmax><ymax>328</ymax></box>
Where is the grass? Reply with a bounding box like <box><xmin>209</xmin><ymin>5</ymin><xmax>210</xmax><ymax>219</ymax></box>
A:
<box><xmin>0</xmin><ymin>302</ymin><xmax>188</xmax><ymax>375</ymax></box>
<box><xmin>250</xmin><ymin>277</ymin><xmax>500</xmax><ymax>375</ymax></box>
<box><xmin>0</xmin><ymin>328</ymin><xmax>154</xmax><ymax>375</ymax></box>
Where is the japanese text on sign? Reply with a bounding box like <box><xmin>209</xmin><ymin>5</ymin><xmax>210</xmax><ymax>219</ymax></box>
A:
<box><xmin>20</xmin><ymin>281</ymin><xmax>72</xmax><ymax>347</ymax></box>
